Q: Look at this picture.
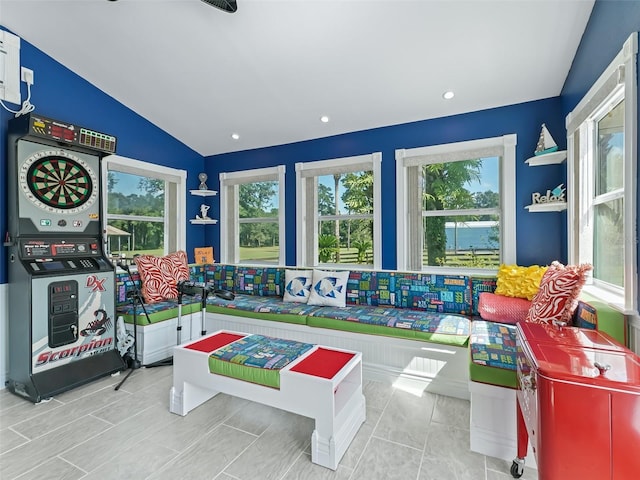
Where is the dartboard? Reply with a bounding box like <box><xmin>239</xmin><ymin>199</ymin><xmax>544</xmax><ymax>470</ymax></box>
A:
<box><xmin>19</xmin><ymin>149</ymin><xmax>99</xmax><ymax>215</ymax></box>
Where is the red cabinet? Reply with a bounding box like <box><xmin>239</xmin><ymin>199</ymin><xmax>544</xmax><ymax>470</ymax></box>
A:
<box><xmin>513</xmin><ymin>322</ymin><xmax>640</xmax><ymax>479</ymax></box>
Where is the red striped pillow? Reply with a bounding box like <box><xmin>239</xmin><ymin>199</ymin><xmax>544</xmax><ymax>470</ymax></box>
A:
<box><xmin>134</xmin><ymin>251</ymin><xmax>190</xmax><ymax>303</ymax></box>
<box><xmin>525</xmin><ymin>261</ymin><xmax>591</xmax><ymax>325</ymax></box>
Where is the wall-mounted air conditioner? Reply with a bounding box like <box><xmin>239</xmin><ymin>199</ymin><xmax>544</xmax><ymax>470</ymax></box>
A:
<box><xmin>0</xmin><ymin>30</ymin><xmax>21</xmax><ymax>105</ymax></box>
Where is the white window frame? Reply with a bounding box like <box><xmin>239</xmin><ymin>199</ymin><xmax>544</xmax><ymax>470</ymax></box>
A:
<box><xmin>219</xmin><ymin>166</ymin><xmax>286</xmax><ymax>265</ymax></box>
<box><xmin>295</xmin><ymin>153</ymin><xmax>382</xmax><ymax>269</ymax></box>
<box><xmin>566</xmin><ymin>32</ymin><xmax>638</xmax><ymax>315</ymax></box>
<box><xmin>101</xmin><ymin>155</ymin><xmax>187</xmax><ymax>255</ymax></box>
<box><xmin>395</xmin><ymin>135</ymin><xmax>516</xmax><ymax>274</ymax></box>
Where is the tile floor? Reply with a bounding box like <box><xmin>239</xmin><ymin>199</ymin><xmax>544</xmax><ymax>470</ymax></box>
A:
<box><xmin>0</xmin><ymin>366</ymin><xmax>538</xmax><ymax>480</ymax></box>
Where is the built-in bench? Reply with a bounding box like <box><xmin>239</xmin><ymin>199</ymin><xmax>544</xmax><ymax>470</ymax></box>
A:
<box><xmin>117</xmin><ymin>264</ymin><xmax>492</xmax><ymax>398</ymax></box>
<box><xmin>468</xmin><ymin>300</ymin><xmax>602</xmax><ymax>466</ymax></box>
<box><xmin>116</xmin><ymin>260</ymin><xmax>621</xmax><ymax>467</ymax></box>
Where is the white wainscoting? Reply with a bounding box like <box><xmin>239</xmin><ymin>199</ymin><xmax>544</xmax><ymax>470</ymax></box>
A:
<box><xmin>1</xmin><ymin>283</ymin><xmax>7</xmax><ymax>389</ymax></box>
<box><xmin>124</xmin><ymin>311</ymin><xmax>207</xmax><ymax>366</ymax></box>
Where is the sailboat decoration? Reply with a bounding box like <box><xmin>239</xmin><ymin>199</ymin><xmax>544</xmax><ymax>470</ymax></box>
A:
<box><xmin>534</xmin><ymin>123</ymin><xmax>559</xmax><ymax>156</ymax></box>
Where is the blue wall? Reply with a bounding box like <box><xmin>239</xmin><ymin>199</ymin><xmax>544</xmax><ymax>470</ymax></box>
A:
<box><xmin>0</xmin><ymin>28</ymin><xmax>206</xmax><ymax>284</ymax></box>
<box><xmin>205</xmin><ymin>98</ymin><xmax>566</xmax><ymax>270</ymax></box>
<box><xmin>560</xmin><ymin>0</ymin><xmax>640</xmax><ymax>311</ymax></box>
<box><xmin>3</xmin><ymin>0</ymin><xmax>639</xmax><ymax>284</ymax></box>
<box><xmin>561</xmin><ymin>0</ymin><xmax>640</xmax><ymax>115</ymax></box>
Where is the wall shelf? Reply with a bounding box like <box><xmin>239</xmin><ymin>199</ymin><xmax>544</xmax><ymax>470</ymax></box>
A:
<box><xmin>525</xmin><ymin>150</ymin><xmax>567</xmax><ymax>166</ymax></box>
<box><xmin>190</xmin><ymin>189</ymin><xmax>217</xmax><ymax>224</ymax></box>
<box><xmin>525</xmin><ymin>202</ymin><xmax>567</xmax><ymax>212</ymax></box>
<box><xmin>189</xmin><ymin>189</ymin><xmax>218</xmax><ymax>197</ymax></box>
<box><xmin>189</xmin><ymin>219</ymin><xmax>218</xmax><ymax>225</ymax></box>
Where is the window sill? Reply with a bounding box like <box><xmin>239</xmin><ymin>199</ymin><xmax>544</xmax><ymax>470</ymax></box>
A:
<box><xmin>581</xmin><ymin>285</ymin><xmax>634</xmax><ymax>315</ymax></box>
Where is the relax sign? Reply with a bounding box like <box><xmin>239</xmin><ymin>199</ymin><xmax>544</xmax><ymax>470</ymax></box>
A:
<box><xmin>532</xmin><ymin>184</ymin><xmax>566</xmax><ymax>204</ymax></box>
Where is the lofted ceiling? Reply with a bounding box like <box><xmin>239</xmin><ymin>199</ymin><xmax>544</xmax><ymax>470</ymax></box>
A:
<box><xmin>1</xmin><ymin>0</ymin><xmax>594</xmax><ymax>157</ymax></box>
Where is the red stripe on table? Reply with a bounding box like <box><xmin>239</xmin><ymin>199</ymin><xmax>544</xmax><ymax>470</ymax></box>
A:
<box><xmin>290</xmin><ymin>348</ymin><xmax>355</xmax><ymax>379</ymax></box>
<box><xmin>186</xmin><ymin>332</ymin><xmax>245</xmax><ymax>352</ymax></box>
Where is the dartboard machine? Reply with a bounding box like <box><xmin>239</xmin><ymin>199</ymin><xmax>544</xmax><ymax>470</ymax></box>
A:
<box><xmin>5</xmin><ymin>114</ymin><xmax>125</xmax><ymax>403</ymax></box>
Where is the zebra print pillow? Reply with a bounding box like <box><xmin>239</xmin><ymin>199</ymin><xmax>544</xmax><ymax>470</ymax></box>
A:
<box><xmin>134</xmin><ymin>250</ymin><xmax>190</xmax><ymax>303</ymax></box>
<box><xmin>525</xmin><ymin>261</ymin><xmax>591</xmax><ymax>326</ymax></box>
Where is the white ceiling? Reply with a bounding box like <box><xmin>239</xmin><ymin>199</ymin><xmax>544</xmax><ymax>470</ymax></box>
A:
<box><xmin>1</xmin><ymin>0</ymin><xmax>594</xmax><ymax>157</ymax></box>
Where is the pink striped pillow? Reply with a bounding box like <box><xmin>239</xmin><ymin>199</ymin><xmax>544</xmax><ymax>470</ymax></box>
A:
<box><xmin>525</xmin><ymin>261</ymin><xmax>592</xmax><ymax>325</ymax></box>
<box><xmin>134</xmin><ymin>250</ymin><xmax>190</xmax><ymax>303</ymax></box>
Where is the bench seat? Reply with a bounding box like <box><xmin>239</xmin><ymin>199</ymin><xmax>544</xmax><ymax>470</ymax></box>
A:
<box><xmin>205</xmin><ymin>294</ymin><xmax>471</xmax><ymax>347</ymax></box>
<box><xmin>117</xmin><ymin>298</ymin><xmax>202</xmax><ymax>325</ymax></box>
<box><xmin>206</xmin><ymin>294</ymin><xmax>319</xmax><ymax>324</ymax></box>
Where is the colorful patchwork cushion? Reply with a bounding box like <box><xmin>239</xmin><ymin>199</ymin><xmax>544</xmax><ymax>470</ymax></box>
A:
<box><xmin>470</xmin><ymin>320</ymin><xmax>518</xmax><ymax>371</ymax></box>
<box><xmin>115</xmin><ymin>270</ymin><xmax>142</xmax><ymax>304</ymax></box>
<box><xmin>471</xmin><ymin>277</ymin><xmax>498</xmax><ymax>315</ymax></box>
<box><xmin>235</xmin><ymin>266</ymin><xmax>284</xmax><ymax>296</ymax></box>
<box><xmin>573</xmin><ymin>301</ymin><xmax>598</xmax><ymax>329</ymax></box>
<box><xmin>208</xmin><ymin>264</ymin><xmax>236</xmax><ymax>291</ymax></box>
<box><xmin>308</xmin><ymin>269</ymin><xmax>350</xmax><ymax>307</ymax></box>
<box><xmin>494</xmin><ymin>264</ymin><xmax>548</xmax><ymax>300</ymax></box>
<box><xmin>526</xmin><ymin>261</ymin><xmax>592</xmax><ymax>325</ymax></box>
<box><xmin>209</xmin><ymin>334</ymin><xmax>314</xmax><ymax>369</ymax></box>
<box><xmin>283</xmin><ymin>269</ymin><xmax>313</xmax><ymax>303</ymax></box>
<box><xmin>345</xmin><ymin>270</ymin><xmax>395</xmax><ymax>307</ymax></box>
<box><xmin>394</xmin><ymin>273</ymin><xmax>471</xmax><ymax>314</ymax></box>
<box><xmin>477</xmin><ymin>292</ymin><xmax>531</xmax><ymax>324</ymax></box>
<box><xmin>208</xmin><ymin>334</ymin><xmax>314</xmax><ymax>388</ymax></box>
<box><xmin>134</xmin><ymin>251</ymin><xmax>190</xmax><ymax>303</ymax></box>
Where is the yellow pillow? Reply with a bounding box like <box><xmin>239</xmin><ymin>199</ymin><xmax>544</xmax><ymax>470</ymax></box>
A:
<box><xmin>494</xmin><ymin>264</ymin><xmax>548</xmax><ymax>300</ymax></box>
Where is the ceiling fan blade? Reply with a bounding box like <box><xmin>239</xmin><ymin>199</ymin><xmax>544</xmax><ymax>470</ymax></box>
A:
<box><xmin>200</xmin><ymin>0</ymin><xmax>238</xmax><ymax>13</ymax></box>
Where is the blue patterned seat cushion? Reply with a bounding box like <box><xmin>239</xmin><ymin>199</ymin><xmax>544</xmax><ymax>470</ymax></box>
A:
<box><xmin>306</xmin><ymin>305</ymin><xmax>470</xmax><ymax>346</ymax></box>
<box><xmin>469</xmin><ymin>320</ymin><xmax>518</xmax><ymax>371</ymax></box>
<box><xmin>206</xmin><ymin>294</ymin><xmax>321</xmax><ymax>324</ymax></box>
<box><xmin>116</xmin><ymin>298</ymin><xmax>201</xmax><ymax>324</ymax></box>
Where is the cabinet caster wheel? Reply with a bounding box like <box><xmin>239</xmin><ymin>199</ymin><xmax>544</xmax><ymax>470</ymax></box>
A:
<box><xmin>510</xmin><ymin>458</ymin><xmax>525</xmax><ymax>478</ymax></box>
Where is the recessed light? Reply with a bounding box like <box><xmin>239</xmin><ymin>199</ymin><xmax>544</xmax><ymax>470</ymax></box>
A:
<box><xmin>231</xmin><ymin>133</ymin><xmax>240</xmax><ymax>140</ymax></box>
<box><xmin>443</xmin><ymin>91</ymin><xmax>455</xmax><ymax>100</ymax></box>
<box><xmin>320</xmin><ymin>115</ymin><xmax>330</xmax><ymax>123</ymax></box>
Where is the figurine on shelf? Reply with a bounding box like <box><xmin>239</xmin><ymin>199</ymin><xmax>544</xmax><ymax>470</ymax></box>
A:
<box><xmin>534</xmin><ymin>124</ymin><xmax>559</xmax><ymax>156</ymax></box>
<box><xmin>195</xmin><ymin>204</ymin><xmax>211</xmax><ymax>220</ymax></box>
<box><xmin>198</xmin><ymin>172</ymin><xmax>209</xmax><ymax>190</ymax></box>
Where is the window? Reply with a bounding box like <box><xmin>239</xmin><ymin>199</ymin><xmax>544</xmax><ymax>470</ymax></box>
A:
<box><xmin>295</xmin><ymin>153</ymin><xmax>381</xmax><ymax>269</ymax></box>
<box><xmin>396</xmin><ymin>135</ymin><xmax>516</xmax><ymax>272</ymax></box>
<box><xmin>102</xmin><ymin>155</ymin><xmax>186</xmax><ymax>260</ymax></box>
<box><xmin>219</xmin><ymin>166</ymin><xmax>285</xmax><ymax>265</ymax></box>
<box><xmin>566</xmin><ymin>32</ymin><xmax>637</xmax><ymax>313</ymax></box>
